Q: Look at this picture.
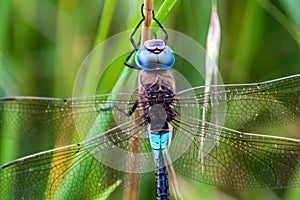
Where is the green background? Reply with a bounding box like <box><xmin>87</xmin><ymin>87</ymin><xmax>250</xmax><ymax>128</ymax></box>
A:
<box><xmin>0</xmin><ymin>0</ymin><xmax>299</xmax><ymax>199</ymax></box>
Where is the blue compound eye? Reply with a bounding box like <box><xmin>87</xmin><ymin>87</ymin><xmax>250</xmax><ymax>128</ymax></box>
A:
<box><xmin>135</xmin><ymin>40</ymin><xmax>175</xmax><ymax>71</ymax></box>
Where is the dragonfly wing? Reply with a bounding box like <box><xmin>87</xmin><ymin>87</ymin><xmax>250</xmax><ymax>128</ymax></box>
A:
<box><xmin>176</xmin><ymin>74</ymin><xmax>300</xmax><ymax>130</ymax></box>
<box><xmin>169</xmin><ymin>114</ymin><xmax>300</xmax><ymax>190</ymax></box>
<box><xmin>0</xmin><ymin>93</ymin><xmax>140</xmax><ymax>149</ymax></box>
<box><xmin>0</xmin><ymin>116</ymin><xmax>154</xmax><ymax>199</ymax></box>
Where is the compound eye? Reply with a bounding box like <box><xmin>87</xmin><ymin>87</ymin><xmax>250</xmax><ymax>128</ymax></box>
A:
<box><xmin>135</xmin><ymin>41</ymin><xmax>175</xmax><ymax>71</ymax></box>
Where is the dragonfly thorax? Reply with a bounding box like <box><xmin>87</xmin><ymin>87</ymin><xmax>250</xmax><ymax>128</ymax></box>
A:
<box><xmin>139</xmin><ymin>70</ymin><xmax>175</xmax><ymax>104</ymax></box>
<box><xmin>138</xmin><ymin>70</ymin><xmax>177</xmax><ymax>127</ymax></box>
<box><xmin>139</xmin><ymin>70</ymin><xmax>175</xmax><ymax>92</ymax></box>
<box><xmin>147</xmin><ymin>90</ymin><xmax>173</xmax><ymax>104</ymax></box>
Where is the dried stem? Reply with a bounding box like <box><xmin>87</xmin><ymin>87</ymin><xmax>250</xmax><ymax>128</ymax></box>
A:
<box><xmin>141</xmin><ymin>0</ymin><xmax>153</xmax><ymax>44</ymax></box>
<box><xmin>123</xmin><ymin>1</ymin><xmax>154</xmax><ymax>200</ymax></box>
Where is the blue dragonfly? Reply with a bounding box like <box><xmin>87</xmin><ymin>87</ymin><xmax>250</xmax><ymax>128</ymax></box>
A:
<box><xmin>1</xmin><ymin>7</ymin><xmax>300</xmax><ymax>200</ymax></box>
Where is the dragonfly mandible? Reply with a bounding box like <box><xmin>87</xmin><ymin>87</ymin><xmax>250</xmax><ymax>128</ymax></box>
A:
<box><xmin>1</xmin><ymin>6</ymin><xmax>300</xmax><ymax>200</ymax></box>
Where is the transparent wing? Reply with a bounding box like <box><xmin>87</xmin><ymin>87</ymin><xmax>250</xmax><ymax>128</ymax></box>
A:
<box><xmin>0</xmin><ymin>93</ymin><xmax>142</xmax><ymax>149</ymax></box>
<box><xmin>0</xmin><ymin>116</ymin><xmax>156</xmax><ymax>199</ymax></box>
<box><xmin>169</xmin><ymin>115</ymin><xmax>300</xmax><ymax>190</ymax></box>
<box><xmin>176</xmin><ymin>74</ymin><xmax>300</xmax><ymax>130</ymax></box>
<box><xmin>171</xmin><ymin>74</ymin><xmax>300</xmax><ymax>189</ymax></box>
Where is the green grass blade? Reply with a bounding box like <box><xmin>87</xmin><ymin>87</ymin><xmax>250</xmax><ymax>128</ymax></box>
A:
<box><xmin>155</xmin><ymin>0</ymin><xmax>177</xmax><ymax>23</ymax></box>
<box><xmin>94</xmin><ymin>0</ymin><xmax>117</xmax><ymax>46</ymax></box>
<box><xmin>230</xmin><ymin>0</ymin><xmax>264</xmax><ymax>81</ymax></box>
<box><xmin>0</xmin><ymin>0</ymin><xmax>10</xmax><ymax>52</ymax></box>
<box><xmin>255</xmin><ymin>0</ymin><xmax>300</xmax><ymax>46</ymax></box>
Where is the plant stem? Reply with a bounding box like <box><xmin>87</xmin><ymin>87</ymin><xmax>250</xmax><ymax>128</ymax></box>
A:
<box><xmin>123</xmin><ymin>1</ymin><xmax>154</xmax><ymax>199</ymax></box>
<box><xmin>141</xmin><ymin>0</ymin><xmax>153</xmax><ymax>44</ymax></box>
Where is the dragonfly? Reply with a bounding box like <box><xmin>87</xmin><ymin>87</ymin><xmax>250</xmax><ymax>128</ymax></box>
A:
<box><xmin>1</xmin><ymin>6</ymin><xmax>300</xmax><ymax>200</ymax></box>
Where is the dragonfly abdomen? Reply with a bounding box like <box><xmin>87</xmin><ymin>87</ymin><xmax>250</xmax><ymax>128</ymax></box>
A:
<box><xmin>155</xmin><ymin>150</ymin><xmax>169</xmax><ymax>200</ymax></box>
<box><xmin>149</xmin><ymin>132</ymin><xmax>170</xmax><ymax>200</ymax></box>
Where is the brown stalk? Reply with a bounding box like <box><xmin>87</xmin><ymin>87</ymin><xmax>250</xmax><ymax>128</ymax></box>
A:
<box><xmin>123</xmin><ymin>1</ymin><xmax>153</xmax><ymax>200</ymax></box>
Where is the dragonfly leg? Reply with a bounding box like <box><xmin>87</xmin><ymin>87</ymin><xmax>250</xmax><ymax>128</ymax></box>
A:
<box><xmin>151</xmin><ymin>10</ymin><xmax>168</xmax><ymax>44</ymax></box>
<box><xmin>124</xmin><ymin>3</ymin><xmax>169</xmax><ymax>69</ymax></box>
<box><xmin>130</xmin><ymin>4</ymin><xmax>146</xmax><ymax>51</ymax></box>
<box><xmin>128</xmin><ymin>101</ymin><xmax>139</xmax><ymax>116</ymax></box>
<box><xmin>124</xmin><ymin>50</ymin><xmax>141</xmax><ymax>70</ymax></box>
<box><xmin>98</xmin><ymin>104</ymin><xmax>133</xmax><ymax>117</ymax></box>
<box><xmin>98</xmin><ymin>100</ymin><xmax>140</xmax><ymax>117</ymax></box>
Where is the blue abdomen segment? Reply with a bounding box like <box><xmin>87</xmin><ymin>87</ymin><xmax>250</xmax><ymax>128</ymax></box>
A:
<box><xmin>135</xmin><ymin>46</ymin><xmax>175</xmax><ymax>71</ymax></box>
<box><xmin>155</xmin><ymin>151</ymin><xmax>169</xmax><ymax>200</ymax></box>
<box><xmin>150</xmin><ymin>132</ymin><xmax>170</xmax><ymax>200</ymax></box>
<box><xmin>149</xmin><ymin>131</ymin><xmax>170</xmax><ymax>160</ymax></box>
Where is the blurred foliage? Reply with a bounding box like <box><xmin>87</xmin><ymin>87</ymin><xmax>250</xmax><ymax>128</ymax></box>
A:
<box><xmin>0</xmin><ymin>0</ymin><xmax>299</xmax><ymax>200</ymax></box>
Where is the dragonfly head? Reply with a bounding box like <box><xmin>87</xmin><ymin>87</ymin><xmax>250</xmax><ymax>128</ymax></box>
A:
<box><xmin>135</xmin><ymin>39</ymin><xmax>175</xmax><ymax>71</ymax></box>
